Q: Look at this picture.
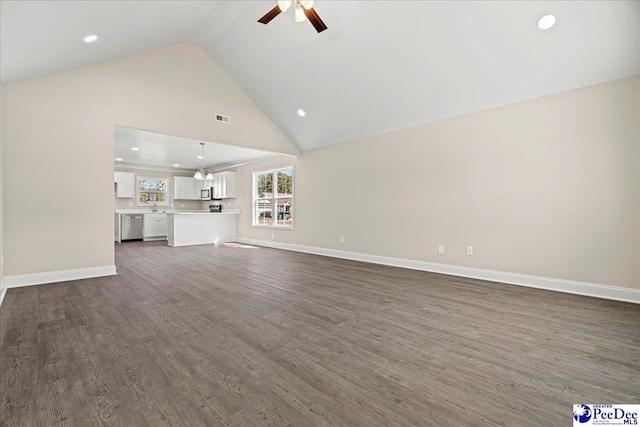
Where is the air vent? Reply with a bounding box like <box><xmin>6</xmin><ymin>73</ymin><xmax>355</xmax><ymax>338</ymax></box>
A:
<box><xmin>215</xmin><ymin>114</ymin><xmax>231</xmax><ymax>124</ymax></box>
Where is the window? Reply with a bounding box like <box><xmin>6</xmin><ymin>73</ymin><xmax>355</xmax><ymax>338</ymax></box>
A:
<box><xmin>253</xmin><ymin>166</ymin><xmax>293</xmax><ymax>228</ymax></box>
<box><xmin>137</xmin><ymin>176</ymin><xmax>169</xmax><ymax>206</ymax></box>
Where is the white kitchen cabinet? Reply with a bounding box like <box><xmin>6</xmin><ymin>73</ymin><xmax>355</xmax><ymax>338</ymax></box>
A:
<box><xmin>185</xmin><ymin>178</ymin><xmax>196</xmax><ymax>200</ymax></box>
<box><xmin>212</xmin><ymin>174</ymin><xmax>221</xmax><ymax>199</ymax></box>
<box><xmin>158</xmin><ymin>217</ymin><xmax>168</xmax><ymax>236</ymax></box>
<box><xmin>174</xmin><ymin>176</ymin><xmax>192</xmax><ymax>200</ymax></box>
<box><xmin>173</xmin><ymin>176</ymin><xmax>185</xmax><ymax>200</ymax></box>
<box><xmin>143</xmin><ymin>213</ymin><xmax>168</xmax><ymax>240</ymax></box>
<box><xmin>212</xmin><ymin>172</ymin><xmax>236</xmax><ymax>199</ymax></box>
<box><xmin>174</xmin><ymin>176</ymin><xmax>206</xmax><ymax>200</ymax></box>
<box><xmin>115</xmin><ymin>172</ymin><xmax>135</xmax><ymax>199</ymax></box>
<box><xmin>193</xmin><ymin>179</ymin><xmax>206</xmax><ymax>199</ymax></box>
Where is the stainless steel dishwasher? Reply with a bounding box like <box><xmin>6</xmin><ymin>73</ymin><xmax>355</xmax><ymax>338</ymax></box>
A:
<box><xmin>121</xmin><ymin>214</ymin><xmax>144</xmax><ymax>241</ymax></box>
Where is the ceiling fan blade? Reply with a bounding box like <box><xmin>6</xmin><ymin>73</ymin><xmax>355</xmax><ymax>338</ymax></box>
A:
<box><xmin>258</xmin><ymin>5</ymin><xmax>282</xmax><ymax>24</ymax></box>
<box><xmin>304</xmin><ymin>7</ymin><xmax>327</xmax><ymax>33</ymax></box>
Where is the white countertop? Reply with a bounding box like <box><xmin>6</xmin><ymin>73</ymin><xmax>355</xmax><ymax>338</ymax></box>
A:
<box><xmin>116</xmin><ymin>209</ymin><xmax>175</xmax><ymax>214</ymax></box>
<box><xmin>115</xmin><ymin>209</ymin><xmax>211</xmax><ymax>214</ymax></box>
<box><xmin>167</xmin><ymin>209</ymin><xmax>240</xmax><ymax>215</ymax></box>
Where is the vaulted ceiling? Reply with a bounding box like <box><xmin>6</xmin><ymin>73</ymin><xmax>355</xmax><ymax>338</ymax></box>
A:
<box><xmin>2</xmin><ymin>1</ymin><xmax>639</xmax><ymax>151</ymax></box>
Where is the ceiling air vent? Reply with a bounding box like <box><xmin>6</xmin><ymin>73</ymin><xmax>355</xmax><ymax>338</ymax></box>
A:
<box><xmin>215</xmin><ymin>113</ymin><xmax>231</xmax><ymax>124</ymax></box>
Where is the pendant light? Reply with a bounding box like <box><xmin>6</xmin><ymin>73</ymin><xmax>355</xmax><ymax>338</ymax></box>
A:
<box><xmin>194</xmin><ymin>143</ymin><xmax>214</xmax><ymax>180</ymax></box>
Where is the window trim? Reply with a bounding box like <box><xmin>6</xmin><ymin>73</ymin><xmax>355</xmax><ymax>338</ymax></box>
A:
<box><xmin>252</xmin><ymin>165</ymin><xmax>294</xmax><ymax>230</ymax></box>
<box><xmin>136</xmin><ymin>176</ymin><xmax>170</xmax><ymax>207</ymax></box>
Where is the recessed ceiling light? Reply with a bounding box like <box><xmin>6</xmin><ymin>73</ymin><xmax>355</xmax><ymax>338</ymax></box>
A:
<box><xmin>131</xmin><ymin>147</ymin><xmax>139</xmax><ymax>151</ymax></box>
<box><xmin>83</xmin><ymin>34</ymin><xmax>98</xmax><ymax>43</ymax></box>
<box><xmin>297</xmin><ymin>109</ymin><xmax>306</xmax><ymax>117</ymax></box>
<box><xmin>115</xmin><ymin>158</ymin><xmax>123</xmax><ymax>162</ymax></box>
<box><xmin>173</xmin><ymin>164</ymin><xmax>180</xmax><ymax>167</ymax></box>
<box><xmin>537</xmin><ymin>15</ymin><xmax>556</xmax><ymax>30</ymax></box>
<box><xmin>197</xmin><ymin>155</ymin><xmax>204</xmax><ymax>159</ymax></box>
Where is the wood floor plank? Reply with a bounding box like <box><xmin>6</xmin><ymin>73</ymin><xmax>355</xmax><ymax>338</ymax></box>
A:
<box><xmin>1</xmin><ymin>240</ymin><xmax>638</xmax><ymax>426</ymax></box>
<box><xmin>1</xmin><ymin>287</ymin><xmax>39</xmax><ymax>427</ymax></box>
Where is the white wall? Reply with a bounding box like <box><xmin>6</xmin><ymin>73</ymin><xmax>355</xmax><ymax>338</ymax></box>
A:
<box><xmin>235</xmin><ymin>76</ymin><xmax>640</xmax><ymax>290</ymax></box>
<box><xmin>0</xmin><ymin>83</ymin><xmax>4</xmax><ymax>302</ymax></box>
<box><xmin>1</xmin><ymin>42</ymin><xmax>298</xmax><ymax>277</ymax></box>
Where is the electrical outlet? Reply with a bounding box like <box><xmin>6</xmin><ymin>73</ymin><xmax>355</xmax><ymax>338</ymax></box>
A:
<box><xmin>181</xmin><ymin>203</ymin><xmax>184</xmax><ymax>208</ymax></box>
<box><xmin>466</xmin><ymin>246</ymin><xmax>474</xmax><ymax>256</ymax></box>
<box><xmin>271</xmin><ymin>234</ymin><xmax>274</xmax><ymax>240</ymax></box>
<box><xmin>128</xmin><ymin>202</ymin><xmax>133</xmax><ymax>207</ymax></box>
<box><xmin>438</xmin><ymin>245</ymin><xmax>445</xmax><ymax>254</ymax></box>
<box><xmin>340</xmin><ymin>236</ymin><xmax>345</xmax><ymax>244</ymax></box>
<box><xmin>228</xmin><ymin>203</ymin><xmax>231</xmax><ymax>207</ymax></box>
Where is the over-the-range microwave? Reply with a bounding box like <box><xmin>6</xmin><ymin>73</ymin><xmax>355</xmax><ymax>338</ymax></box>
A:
<box><xmin>200</xmin><ymin>187</ymin><xmax>212</xmax><ymax>200</ymax></box>
<box><xmin>200</xmin><ymin>187</ymin><xmax>221</xmax><ymax>201</ymax></box>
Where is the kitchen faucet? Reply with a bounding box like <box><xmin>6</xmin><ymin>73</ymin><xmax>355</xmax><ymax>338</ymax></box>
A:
<box><xmin>152</xmin><ymin>202</ymin><xmax>157</xmax><ymax>212</ymax></box>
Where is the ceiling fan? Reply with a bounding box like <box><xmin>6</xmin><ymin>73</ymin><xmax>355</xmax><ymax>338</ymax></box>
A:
<box><xmin>258</xmin><ymin>0</ymin><xmax>327</xmax><ymax>33</ymax></box>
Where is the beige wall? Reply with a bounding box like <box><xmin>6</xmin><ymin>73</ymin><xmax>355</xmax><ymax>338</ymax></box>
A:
<box><xmin>114</xmin><ymin>166</ymin><xmax>203</xmax><ymax>211</ymax></box>
<box><xmin>235</xmin><ymin>76</ymin><xmax>640</xmax><ymax>289</ymax></box>
<box><xmin>0</xmin><ymin>84</ymin><xmax>3</xmax><ymax>289</ymax></box>
<box><xmin>2</xmin><ymin>42</ymin><xmax>298</xmax><ymax>277</ymax></box>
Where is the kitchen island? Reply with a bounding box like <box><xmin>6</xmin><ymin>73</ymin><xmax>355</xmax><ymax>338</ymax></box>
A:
<box><xmin>166</xmin><ymin>210</ymin><xmax>240</xmax><ymax>247</ymax></box>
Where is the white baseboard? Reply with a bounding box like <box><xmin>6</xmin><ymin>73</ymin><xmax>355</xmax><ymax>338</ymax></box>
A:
<box><xmin>4</xmin><ymin>265</ymin><xmax>117</xmax><ymax>289</ymax></box>
<box><xmin>236</xmin><ymin>238</ymin><xmax>640</xmax><ymax>304</ymax></box>
<box><xmin>0</xmin><ymin>286</ymin><xmax>6</xmax><ymax>308</ymax></box>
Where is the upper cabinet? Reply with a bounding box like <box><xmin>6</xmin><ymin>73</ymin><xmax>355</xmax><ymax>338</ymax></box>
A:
<box><xmin>173</xmin><ymin>172</ymin><xmax>236</xmax><ymax>200</ymax></box>
<box><xmin>213</xmin><ymin>172</ymin><xmax>236</xmax><ymax>199</ymax></box>
<box><xmin>174</xmin><ymin>176</ymin><xmax>205</xmax><ymax>200</ymax></box>
<box><xmin>115</xmin><ymin>171</ymin><xmax>135</xmax><ymax>199</ymax></box>
<box><xmin>174</xmin><ymin>176</ymin><xmax>194</xmax><ymax>200</ymax></box>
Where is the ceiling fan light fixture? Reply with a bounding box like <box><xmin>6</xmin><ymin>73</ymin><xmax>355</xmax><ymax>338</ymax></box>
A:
<box><xmin>258</xmin><ymin>0</ymin><xmax>327</xmax><ymax>33</ymax></box>
<box><xmin>277</xmin><ymin>0</ymin><xmax>292</xmax><ymax>12</ymax></box>
<box><xmin>295</xmin><ymin>4</ymin><xmax>306</xmax><ymax>22</ymax></box>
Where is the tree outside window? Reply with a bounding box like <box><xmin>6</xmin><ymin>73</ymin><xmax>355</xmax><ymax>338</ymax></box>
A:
<box><xmin>137</xmin><ymin>177</ymin><xmax>169</xmax><ymax>206</ymax></box>
<box><xmin>253</xmin><ymin>167</ymin><xmax>293</xmax><ymax>228</ymax></box>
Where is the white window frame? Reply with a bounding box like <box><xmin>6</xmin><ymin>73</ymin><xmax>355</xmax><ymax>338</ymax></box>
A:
<box><xmin>252</xmin><ymin>165</ymin><xmax>294</xmax><ymax>229</ymax></box>
<box><xmin>136</xmin><ymin>176</ymin><xmax>170</xmax><ymax>207</ymax></box>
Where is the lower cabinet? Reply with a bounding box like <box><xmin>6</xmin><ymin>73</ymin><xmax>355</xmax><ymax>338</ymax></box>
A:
<box><xmin>143</xmin><ymin>214</ymin><xmax>168</xmax><ymax>240</ymax></box>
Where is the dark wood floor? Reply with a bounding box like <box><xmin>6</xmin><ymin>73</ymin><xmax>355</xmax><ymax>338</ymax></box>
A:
<box><xmin>1</xmin><ymin>241</ymin><xmax>638</xmax><ymax>426</ymax></box>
